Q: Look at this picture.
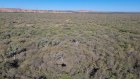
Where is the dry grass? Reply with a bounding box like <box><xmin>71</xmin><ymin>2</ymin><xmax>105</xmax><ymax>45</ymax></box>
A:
<box><xmin>0</xmin><ymin>13</ymin><xmax>140</xmax><ymax>79</ymax></box>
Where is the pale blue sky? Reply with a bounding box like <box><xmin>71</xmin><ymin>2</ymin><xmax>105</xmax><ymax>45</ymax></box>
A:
<box><xmin>0</xmin><ymin>0</ymin><xmax>140</xmax><ymax>12</ymax></box>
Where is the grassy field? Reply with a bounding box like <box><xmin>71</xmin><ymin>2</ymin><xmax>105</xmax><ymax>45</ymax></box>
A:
<box><xmin>0</xmin><ymin>13</ymin><xmax>140</xmax><ymax>79</ymax></box>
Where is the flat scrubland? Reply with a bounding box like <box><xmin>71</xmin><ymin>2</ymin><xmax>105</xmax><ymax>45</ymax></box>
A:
<box><xmin>0</xmin><ymin>13</ymin><xmax>140</xmax><ymax>79</ymax></box>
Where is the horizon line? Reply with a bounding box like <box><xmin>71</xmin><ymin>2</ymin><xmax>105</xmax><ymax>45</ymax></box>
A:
<box><xmin>0</xmin><ymin>7</ymin><xmax>140</xmax><ymax>13</ymax></box>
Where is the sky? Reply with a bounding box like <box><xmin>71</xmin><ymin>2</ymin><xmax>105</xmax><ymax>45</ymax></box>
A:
<box><xmin>0</xmin><ymin>0</ymin><xmax>140</xmax><ymax>12</ymax></box>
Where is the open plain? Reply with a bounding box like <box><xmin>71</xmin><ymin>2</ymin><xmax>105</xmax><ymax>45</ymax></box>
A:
<box><xmin>0</xmin><ymin>13</ymin><xmax>140</xmax><ymax>79</ymax></box>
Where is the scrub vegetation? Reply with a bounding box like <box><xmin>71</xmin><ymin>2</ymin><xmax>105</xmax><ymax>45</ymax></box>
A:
<box><xmin>0</xmin><ymin>13</ymin><xmax>140</xmax><ymax>79</ymax></box>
